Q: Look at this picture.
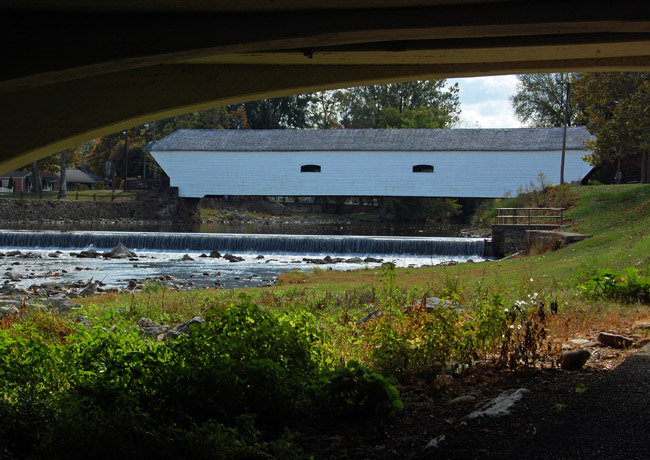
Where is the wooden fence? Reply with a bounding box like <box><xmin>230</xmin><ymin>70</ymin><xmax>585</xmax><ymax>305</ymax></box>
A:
<box><xmin>11</xmin><ymin>192</ymin><xmax>139</xmax><ymax>202</ymax></box>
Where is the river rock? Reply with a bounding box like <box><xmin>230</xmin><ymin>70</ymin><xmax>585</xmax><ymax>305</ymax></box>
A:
<box><xmin>560</xmin><ymin>349</ymin><xmax>591</xmax><ymax>370</ymax></box>
<box><xmin>597</xmin><ymin>332</ymin><xmax>634</xmax><ymax>348</ymax></box>
<box><xmin>209</xmin><ymin>250</ymin><xmax>222</xmax><ymax>258</ymax></box>
<box><xmin>78</xmin><ymin>281</ymin><xmax>99</xmax><ymax>297</ymax></box>
<box><xmin>224</xmin><ymin>253</ymin><xmax>244</xmax><ymax>262</ymax></box>
<box><xmin>103</xmin><ymin>243</ymin><xmax>136</xmax><ymax>259</ymax></box>
<box><xmin>465</xmin><ymin>388</ymin><xmax>530</xmax><ymax>420</ymax></box>
<box><xmin>345</xmin><ymin>257</ymin><xmax>363</xmax><ymax>263</ymax></box>
<box><xmin>164</xmin><ymin>316</ymin><xmax>205</xmax><ymax>340</ymax></box>
<box><xmin>448</xmin><ymin>395</ymin><xmax>477</xmax><ymax>405</ymax></box>
<box><xmin>364</xmin><ymin>257</ymin><xmax>383</xmax><ymax>263</ymax></box>
<box><xmin>3</xmin><ymin>272</ymin><xmax>21</xmax><ymax>281</ymax></box>
<box><xmin>181</xmin><ymin>254</ymin><xmax>194</xmax><ymax>261</ymax></box>
<box><xmin>48</xmin><ymin>251</ymin><xmax>62</xmax><ymax>258</ymax></box>
<box><xmin>425</xmin><ymin>297</ymin><xmax>461</xmax><ymax>310</ymax></box>
<box><xmin>72</xmin><ymin>315</ymin><xmax>92</xmax><ymax>329</ymax></box>
<box><xmin>6</xmin><ymin>250</ymin><xmax>22</xmax><ymax>257</ymax></box>
<box><xmin>303</xmin><ymin>257</ymin><xmax>327</xmax><ymax>264</ymax></box>
<box><xmin>137</xmin><ymin>318</ymin><xmax>170</xmax><ymax>338</ymax></box>
<box><xmin>44</xmin><ymin>296</ymin><xmax>81</xmax><ymax>315</ymax></box>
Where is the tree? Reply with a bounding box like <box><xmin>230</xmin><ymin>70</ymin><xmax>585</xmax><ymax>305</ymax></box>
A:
<box><xmin>573</xmin><ymin>72</ymin><xmax>650</xmax><ymax>182</ymax></box>
<box><xmin>229</xmin><ymin>94</ymin><xmax>315</xmax><ymax>129</ymax></box>
<box><xmin>58</xmin><ymin>150</ymin><xmax>67</xmax><ymax>198</ymax></box>
<box><xmin>340</xmin><ymin>80</ymin><xmax>460</xmax><ymax>129</ymax></box>
<box><xmin>30</xmin><ymin>161</ymin><xmax>42</xmax><ymax>193</ymax></box>
<box><xmin>511</xmin><ymin>73</ymin><xmax>583</xmax><ymax>127</ymax></box>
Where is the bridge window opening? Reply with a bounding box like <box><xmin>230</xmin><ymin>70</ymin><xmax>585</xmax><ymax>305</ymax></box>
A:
<box><xmin>301</xmin><ymin>164</ymin><xmax>321</xmax><ymax>173</ymax></box>
<box><xmin>412</xmin><ymin>164</ymin><xmax>434</xmax><ymax>173</ymax></box>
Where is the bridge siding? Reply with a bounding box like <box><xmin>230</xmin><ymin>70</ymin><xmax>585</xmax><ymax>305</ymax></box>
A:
<box><xmin>152</xmin><ymin>149</ymin><xmax>591</xmax><ymax>198</ymax></box>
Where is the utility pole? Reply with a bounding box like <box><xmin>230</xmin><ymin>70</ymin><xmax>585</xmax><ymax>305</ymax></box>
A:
<box><xmin>559</xmin><ymin>79</ymin><xmax>571</xmax><ymax>185</ymax></box>
<box><xmin>123</xmin><ymin>130</ymin><xmax>128</xmax><ymax>191</ymax></box>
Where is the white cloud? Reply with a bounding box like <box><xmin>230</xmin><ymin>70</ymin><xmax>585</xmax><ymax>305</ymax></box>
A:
<box><xmin>449</xmin><ymin>75</ymin><xmax>523</xmax><ymax>128</ymax></box>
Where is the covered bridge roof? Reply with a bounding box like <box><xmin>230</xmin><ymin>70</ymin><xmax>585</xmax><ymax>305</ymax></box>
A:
<box><xmin>150</xmin><ymin>127</ymin><xmax>593</xmax><ymax>153</ymax></box>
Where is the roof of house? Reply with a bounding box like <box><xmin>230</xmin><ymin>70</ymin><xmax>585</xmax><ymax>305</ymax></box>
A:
<box><xmin>0</xmin><ymin>170</ymin><xmax>31</xmax><ymax>178</ymax></box>
<box><xmin>150</xmin><ymin>127</ymin><xmax>593</xmax><ymax>153</ymax></box>
<box><xmin>64</xmin><ymin>169</ymin><xmax>102</xmax><ymax>183</ymax></box>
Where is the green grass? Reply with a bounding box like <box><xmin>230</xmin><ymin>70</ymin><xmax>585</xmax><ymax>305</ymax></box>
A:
<box><xmin>79</xmin><ymin>184</ymin><xmax>650</xmax><ymax>324</ymax></box>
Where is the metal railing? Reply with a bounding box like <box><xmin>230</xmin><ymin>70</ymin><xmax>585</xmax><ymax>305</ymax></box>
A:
<box><xmin>495</xmin><ymin>208</ymin><xmax>565</xmax><ymax>226</ymax></box>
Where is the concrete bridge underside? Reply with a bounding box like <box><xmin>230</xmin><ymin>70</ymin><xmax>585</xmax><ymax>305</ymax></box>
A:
<box><xmin>2</xmin><ymin>0</ymin><xmax>650</xmax><ymax>173</ymax></box>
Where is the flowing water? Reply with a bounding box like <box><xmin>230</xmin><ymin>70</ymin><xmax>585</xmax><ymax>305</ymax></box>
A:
<box><xmin>0</xmin><ymin>229</ymin><xmax>488</xmax><ymax>291</ymax></box>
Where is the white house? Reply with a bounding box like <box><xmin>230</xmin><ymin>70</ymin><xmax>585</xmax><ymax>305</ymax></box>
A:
<box><xmin>149</xmin><ymin>128</ymin><xmax>594</xmax><ymax>198</ymax></box>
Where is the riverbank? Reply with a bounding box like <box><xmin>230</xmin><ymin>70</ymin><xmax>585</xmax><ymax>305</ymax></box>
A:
<box><xmin>2</xmin><ymin>184</ymin><xmax>650</xmax><ymax>459</ymax></box>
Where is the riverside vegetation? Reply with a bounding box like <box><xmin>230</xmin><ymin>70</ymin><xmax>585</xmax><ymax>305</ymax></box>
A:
<box><xmin>2</xmin><ymin>184</ymin><xmax>650</xmax><ymax>459</ymax></box>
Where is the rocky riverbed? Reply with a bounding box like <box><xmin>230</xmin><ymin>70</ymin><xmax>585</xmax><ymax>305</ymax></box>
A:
<box><xmin>1</xmin><ymin>242</ymin><xmax>479</xmax><ymax>321</ymax></box>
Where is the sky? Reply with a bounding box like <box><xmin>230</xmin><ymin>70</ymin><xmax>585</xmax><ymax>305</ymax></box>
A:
<box><xmin>449</xmin><ymin>75</ymin><xmax>523</xmax><ymax>129</ymax></box>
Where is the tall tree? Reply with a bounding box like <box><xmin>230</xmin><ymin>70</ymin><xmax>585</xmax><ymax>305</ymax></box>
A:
<box><xmin>511</xmin><ymin>73</ymin><xmax>583</xmax><ymax>127</ymax></box>
<box><xmin>340</xmin><ymin>80</ymin><xmax>460</xmax><ymax>129</ymax></box>
<box><xmin>230</xmin><ymin>94</ymin><xmax>314</xmax><ymax>129</ymax></box>
<box><xmin>30</xmin><ymin>161</ymin><xmax>42</xmax><ymax>193</ymax></box>
<box><xmin>58</xmin><ymin>150</ymin><xmax>67</xmax><ymax>198</ymax></box>
<box><xmin>573</xmin><ymin>72</ymin><xmax>650</xmax><ymax>182</ymax></box>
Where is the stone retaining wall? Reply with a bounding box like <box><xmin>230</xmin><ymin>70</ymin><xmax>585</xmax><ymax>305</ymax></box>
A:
<box><xmin>0</xmin><ymin>195</ymin><xmax>198</xmax><ymax>224</ymax></box>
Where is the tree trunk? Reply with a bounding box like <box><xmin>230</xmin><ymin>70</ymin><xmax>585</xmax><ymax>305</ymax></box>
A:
<box><xmin>642</xmin><ymin>152</ymin><xmax>648</xmax><ymax>184</ymax></box>
<box><xmin>58</xmin><ymin>150</ymin><xmax>67</xmax><ymax>198</ymax></box>
<box><xmin>30</xmin><ymin>162</ymin><xmax>42</xmax><ymax>193</ymax></box>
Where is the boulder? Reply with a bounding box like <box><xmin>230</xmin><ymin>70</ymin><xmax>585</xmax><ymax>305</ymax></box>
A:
<box><xmin>364</xmin><ymin>257</ymin><xmax>383</xmax><ymax>263</ymax></box>
<box><xmin>137</xmin><ymin>318</ymin><xmax>170</xmax><ymax>338</ymax></box>
<box><xmin>209</xmin><ymin>250</ymin><xmax>222</xmax><ymax>258</ymax></box>
<box><xmin>76</xmin><ymin>249</ymin><xmax>100</xmax><ymax>258</ymax></box>
<box><xmin>560</xmin><ymin>349</ymin><xmax>591</xmax><ymax>370</ymax></box>
<box><xmin>103</xmin><ymin>243</ymin><xmax>136</xmax><ymax>259</ymax></box>
<box><xmin>78</xmin><ymin>281</ymin><xmax>99</xmax><ymax>297</ymax></box>
<box><xmin>597</xmin><ymin>332</ymin><xmax>634</xmax><ymax>349</ymax></box>
<box><xmin>181</xmin><ymin>254</ymin><xmax>194</xmax><ymax>261</ymax></box>
<box><xmin>345</xmin><ymin>257</ymin><xmax>364</xmax><ymax>263</ymax></box>
<box><xmin>44</xmin><ymin>296</ymin><xmax>80</xmax><ymax>315</ymax></box>
<box><xmin>224</xmin><ymin>253</ymin><xmax>244</xmax><ymax>262</ymax></box>
<box><xmin>163</xmin><ymin>316</ymin><xmax>205</xmax><ymax>340</ymax></box>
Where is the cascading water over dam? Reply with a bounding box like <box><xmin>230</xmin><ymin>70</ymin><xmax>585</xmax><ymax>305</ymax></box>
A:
<box><xmin>0</xmin><ymin>230</ymin><xmax>487</xmax><ymax>257</ymax></box>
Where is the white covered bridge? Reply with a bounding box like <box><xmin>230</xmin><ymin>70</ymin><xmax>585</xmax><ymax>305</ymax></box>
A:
<box><xmin>150</xmin><ymin>128</ymin><xmax>593</xmax><ymax>199</ymax></box>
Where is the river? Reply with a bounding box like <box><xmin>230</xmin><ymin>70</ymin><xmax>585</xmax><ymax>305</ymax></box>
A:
<box><xmin>0</xmin><ymin>221</ymin><xmax>488</xmax><ymax>291</ymax></box>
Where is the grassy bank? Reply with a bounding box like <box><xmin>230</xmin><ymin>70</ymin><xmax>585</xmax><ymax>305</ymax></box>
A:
<box><xmin>2</xmin><ymin>184</ymin><xmax>650</xmax><ymax>459</ymax></box>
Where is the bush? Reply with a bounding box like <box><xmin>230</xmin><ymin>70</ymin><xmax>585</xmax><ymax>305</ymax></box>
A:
<box><xmin>579</xmin><ymin>267</ymin><xmax>650</xmax><ymax>303</ymax></box>
<box><xmin>0</xmin><ymin>299</ymin><xmax>404</xmax><ymax>458</ymax></box>
<box><xmin>313</xmin><ymin>361</ymin><xmax>403</xmax><ymax>420</ymax></box>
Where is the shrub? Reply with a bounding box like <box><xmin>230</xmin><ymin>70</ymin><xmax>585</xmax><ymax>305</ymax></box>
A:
<box><xmin>313</xmin><ymin>361</ymin><xmax>403</xmax><ymax>420</ymax></box>
<box><xmin>579</xmin><ymin>267</ymin><xmax>650</xmax><ymax>303</ymax></box>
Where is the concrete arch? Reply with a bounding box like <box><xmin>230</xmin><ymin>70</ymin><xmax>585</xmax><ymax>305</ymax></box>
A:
<box><xmin>2</xmin><ymin>0</ymin><xmax>650</xmax><ymax>172</ymax></box>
